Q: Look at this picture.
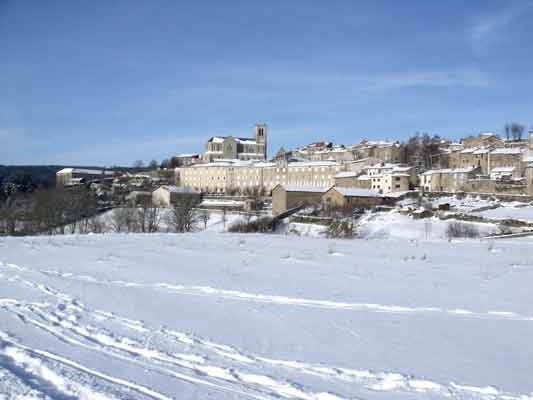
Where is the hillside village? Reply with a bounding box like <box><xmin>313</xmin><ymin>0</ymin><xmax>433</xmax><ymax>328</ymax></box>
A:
<box><xmin>54</xmin><ymin>124</ymin><xmax>533</xmax><ymax>214</ymax></box>
<box><xmin>3</xmin><ymin>123</ymin><xmax>533</xmax><ymax>237</ymax></box>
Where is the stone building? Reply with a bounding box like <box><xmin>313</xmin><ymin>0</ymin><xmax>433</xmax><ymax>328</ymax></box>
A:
<box><xmin>179</xmin><ymin>159</ymin><xmax>344</xmax><ymax>194</ymax></box>
<box><xmin>334</xmin><ymin>172</ymin><xmax>360</xmax><ymax>187</ymax></box>
<box><xmin>462</xmin><ymin>132</ymin><xmax>504</xmax><ymax>149</ymax></box>
<box><xmin>322</xmin><ymin>187</ymin><xmax>383</xmax><ymax>209</ymax></box>
<box><xmin>488</xmin><ymin>147</ymin><xmax>526</xmax><ymax>176</ymax></box>
<box><xmin>350</xmin><ymin>140</ymin><xmax>406</xmax><ymax>164</ymax></box>
<box><xmin>420</xmin><ymin>167</ymin><xmax>480</xmax><ymax>193</ymax></box>
<box><xmin>271</xmin><ymin>185</ymin><xmax>327</xmax><ymax>216</ymax></box>
<box><xmin>56</xmin><ymin>168</ymin><xmax>116</xmax><ymax>187</ymax></box>
<box><xmin>203</xmin><ymin>124</ymin><xmax>267</xmax><ymax>162</ymax></box>
<box><xmin>152</xmin><ymin>186</ymin><xmax>201</xmax><ymax>207</ymax></box>
<box><xmin>171</xmin><ymin>153</ymin><xmax>201</xmax><ymax>167</ymax></box>
<box><xmin>368</xmin><ymin>172</ymin><xmax>410</xmax><ymax>194</ymax></box>
<box><xmin>449</xmin><ymin>148</ymin><xmax>490</xmax><ymax>174</ymax></box>
<box><xmin>449</xmin><ymin>146</ymin><xmax>525</xmax><ymax>177</ymax></box>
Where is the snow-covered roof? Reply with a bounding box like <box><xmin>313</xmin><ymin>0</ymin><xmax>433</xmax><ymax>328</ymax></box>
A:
<box><xmin>331</xmin><ymin>187</ymin><xmax>381</xmax><ymax>197</ymax></box>
<box><xmin>288</xmin><ymin>161</ymin><xmax>340</xmax><ymax>167</ymax></box>
<box><xmin>335</xmin><ymin>172</ymin><xmax>358</xmax><ymax>178</ymax></box>
<box><xmin>472</xmin><ymin>148</ymin><xmax>490</xmax><ymax>155</ymax></box>
<box><xmin>208</xmin><ymin>136</ymin><xmax>257</xmax><ymax>145</ymax></box>
<box><xmin>175</xmin><ymin>153</ymin><xmax>200</xmax><ymax>158</ymax></box>
<box><xmin>277</xmin><ymin>185</ymin><xmax>330</xmax><ymax>193</ymax></box>
<box><xmin>490</xmin><ymin>147</ymin><xmax>525</xmax><ymax>155</ymax></box>
<box><xmin>157</xmin><ymin>185</ymin><xmax>200</xmax><ymax>194</ymax></box>
<box><xmin>421</xmin><ymin>167</ymin><xmax>477</xmax><ymax>175</ymax></box>
<box><xmin>490</xmin><ymin>166</ymin><xmax>515</xmax><ymax>173</ymax></box>
<box><xmin>57</xmin><ymin>168</ymin><xmax>115</xmax><ymax>175</ymax></box>
<box><xmin>390</xmin><ymin>172</ymin><xmax>411</xmax><ymax>177</ymax></box>
<box><xmin>367</xmin><ymin>163</ymin><xmax>410</xmax><ymax>171</ymax></box>
<box><xmin>392</xmin><ymin>166</ymin><xmax>413</xmax><ymax>173</ymax></box>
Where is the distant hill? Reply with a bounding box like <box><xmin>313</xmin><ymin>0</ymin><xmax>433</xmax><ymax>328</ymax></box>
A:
<box><xmin>0</xmin><ymin>165</ymin><xmax>144</xmax><ymax>195</ymax></box>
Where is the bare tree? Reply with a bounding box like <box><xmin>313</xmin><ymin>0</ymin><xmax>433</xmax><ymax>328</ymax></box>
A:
<box><xmin>160</xmin><ymin>158</ymin><xmax>170</xmax><ymax>169</ymax></box>
<box><xmin>405</xmin><ymin>132</ymin><xmax>442</xmax><ymax>170</ymax></box>
<box><xmin>110</xmin><ymin>207</ymin><xmax>138</xmax><ymax>233</ymax></box>
<box><xmin>199</xmin><ymin>209</ymin><xmax>210</xmax><ymax>230</ymax></box>
<box><xmin>512</xmin><ymin>123</ymin><xmax>524</xmax><ymax>141</ymax></box>
<box><xmin>30</xmin><ymin>189</ymin><xmax>67</xmax><ymax>235</ymax></box>
<box><xmin>0</xmin><ymin>195</ymin><xmax>22</xmax><ymax>235</ymax></box>
<box><xmin>167</xmin><ymin>197</ymin><xmax>198</xmax><ymax>232</ymax></box>
<box><xmin>133</xmin><ymin>160</ymin><xmax>145</xmax><ymax>169</ymax></box>
<box><xmin>137</xmin><ymin>199</ymin><xmax>161</xmax><ymax>233</ymax></box>
<box><xmin>505</xmin><ymin>123</ymin><xmax>525</xmax><ymax>141</ymax></box>
<box><xmin>87</xmin><ymin>215</ymin><xmax>107</xmax><ymax>234</ymax></box>
<box><xmin>221</xmin><ymin>208</ymin><xmax>227</xmax><ymax>229</ymax></box>
<box><xmin>149</xmin><ymin>159</ymin><xmax>159</xmax><ymax>170</ymax></box>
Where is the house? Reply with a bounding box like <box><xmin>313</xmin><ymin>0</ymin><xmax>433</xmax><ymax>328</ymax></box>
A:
<box><xmin>322</xmin><ymin>187</ymin><xmax>383</xmax><ymax>209</ymax></box>
<box><xmin>271</xmin><ymin>185</ymin><xmax>328</xmax><ymax>216</ymax></box>
<box><xmin>489</xmin><ymin>166</ymin><xmax>517</xmax><ymax>180</ymax></box>
<box><xmin>488</xmin><ymin>147</ymin><xmax>526</xmax><ymax>176</ymax></box>
<box><xmin>56</xmin><ymin>168</ymin><xmax>116</xmax><ymax>187</ymax></box>
<box><xmin>152</xmin><ymin>186</ymin><xmax>202</xmax><ymax>207</ymax></box>
<box><xmin>420</xmin><ymin>167</ymin><xmax>480</xmax><ymax>193</ymax></box>
<box><xmin>462</xmin><ymin>132</ymin><xmax>504</xmax><ymax>149</ymax></box>
<box><xmin>125</xmin><ymin>191</ymin><xmax>152</xmax><ymax>205</ymax></box>
<box><xmin>350</xmin><ymin>140</ymin><xmax>406</xmax><ymax>163</ymax></box>
<box><xmin>334</xmin><ymin>171</ymin><xmax>360</xmax><ymax>187</ymax></box>
<box><xmin>203</xmin><ymin>124</ymin><xmax>267</xmax><ymax>162</ymax></box>
<box><xmin>171</xmin><ymin>153</ymin><xmax>200</xmax><ymax>167</ymax></box>
<box><xmin>180</xmin><ymin>159</ymin><xmax>343</xmax><ymax>194</ymax></box>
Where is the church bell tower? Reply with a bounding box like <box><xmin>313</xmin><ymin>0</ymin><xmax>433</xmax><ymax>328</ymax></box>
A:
<box><xmin>254</xmin><ymin>123</ymin><xmax>267</xmax><ymax>160</ymax></box>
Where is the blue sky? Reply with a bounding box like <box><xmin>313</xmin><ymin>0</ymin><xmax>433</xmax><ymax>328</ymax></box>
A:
<box><xmin>1</xmin><ymin>0</ymin><xmax>533</xmax><ymax>166</ymax></box>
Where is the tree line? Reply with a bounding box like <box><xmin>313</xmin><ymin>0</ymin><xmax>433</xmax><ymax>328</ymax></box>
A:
<box><xmin>0</xmin><ymin>186</ymin><xmax>213</xmax><ymax>236</ymax></box>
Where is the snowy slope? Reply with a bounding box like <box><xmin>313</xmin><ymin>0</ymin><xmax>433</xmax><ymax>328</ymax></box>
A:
<box><xmin>1</xmin><ymin>233</ymin><xmax>533</xmax><ymax>399</ymax></box>
<box><xmin>473</xmin><ymin>204</ymin><xmax>533</xmax><ymax>223</ymax></box>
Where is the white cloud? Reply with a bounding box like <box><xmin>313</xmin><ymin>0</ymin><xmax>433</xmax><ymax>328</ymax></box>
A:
<box><xmin>204</xmin><ymin>65</ymin><xmax>492</xmax><ymax>95</ymax></box>
<box><xmin>468</xmin><ymin>3</ymin><xmax>533</xmax><ymax>51</ymax></box>
<box><xmin>358</xmin><ymin>69</ymin><xmax>492</xmax><ymax>93</ymax></box>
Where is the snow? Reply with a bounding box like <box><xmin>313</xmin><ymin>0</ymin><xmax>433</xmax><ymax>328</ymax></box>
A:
<box><xmin>424</xmin><ymin>195</ymin><xmax>500</xmax><ymax>213</ymax></box>
<box><xmin>156</xmin><ymin>186</ymin><xmax>200</xmax><ymax>193</ymax></box>
<box><xmin>421</xmin><ymin>167</ymin><xmax>476</xmax><ymax>175</ymax></box>
<box><xmin>330</xmin><ymin>187</ymin><xmax>381</xmax><ymax>197</ymax></box>
<box><xmin>1</xmin><ymin>231</ymin><xmax>533</xmax><ymax>399</ymax></box>
<box><xmin>334</xmin><ymin>172</ymin><xmax>357</xmax><ymax>178</ymax></box>
<box><xmin>490</xmin><ymin>148</ymin><xmax>525</xmax><ymax>155</ymax></box>
<box><xmin>474</xmin><ymin>204</ymin><xmax>533</xmax><ymax>222</ymax></box>
<box><xmin>357</xmin><ymin>210</ymin><xmax>498</xmax><ymax>240</ymax></box>
<box><xmin>57</xmin><ymin>168</ymin><xmax>115</xmax><ymax>176</ymax></box>
<box><xmin>278</xmin><ymin>185</ymin><xmax>330</xmax><ymax>193</ymax></box>
<box><xmin>199</xmin><ymin>199</ymin><xmax>245</xmax><ymax>207</ymax></box>
<box><xmin>491</xmin><ymin>166</ymin><xmax>515</xmax><ymax>173</ymax></box>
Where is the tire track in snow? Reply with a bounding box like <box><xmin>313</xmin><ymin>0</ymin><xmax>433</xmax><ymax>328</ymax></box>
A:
<box><xmin>2</xmin><ymin>299</ymin><xmax>335</xmax><ymax>400</ymax></box>
<box><xmin>0</xmin><ymin>345</ymin><xmax>114</xmax><ymax>400</ymax></box>
<box><xmin>3</xmin><ymin>262</ymin><xmax>533</xmax><ymax>400</ymax></box>
<box><xmin>0</xmin><ymin>330</ymin><xmax>170</xmax><ymax>400</ymax></box>
<box><xmin>37</xmin><ymin>267</ymin><xmax>533</xmax><ymax>322</ymax></box>
<box><xmin>3</xmin><ymin>295</ymin><xmax>533</xmax><ymax>400</ymax></box>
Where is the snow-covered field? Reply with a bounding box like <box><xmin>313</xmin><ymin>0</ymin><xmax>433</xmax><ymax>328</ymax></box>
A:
<box><xmin>473</xmin><ymin>204</ymin><xmax>533</xmax><ymax>223</ymax></box>
<box><xmin>1</xmin><ymin>233</ymin><xmax>533</xmax><ymax>400</ymax></box>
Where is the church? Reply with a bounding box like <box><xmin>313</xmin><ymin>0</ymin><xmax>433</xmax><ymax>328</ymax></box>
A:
<box><xmin>203</xmin><ymin>124</ymin><xmax>267</xmax><ymax>162</ymax></box>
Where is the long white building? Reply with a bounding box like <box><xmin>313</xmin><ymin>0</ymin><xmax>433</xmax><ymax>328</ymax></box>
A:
<box><xmin>177</xmin><ymin>159</ymin><xmax>345</xmax><ymax>193</ymax></box>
